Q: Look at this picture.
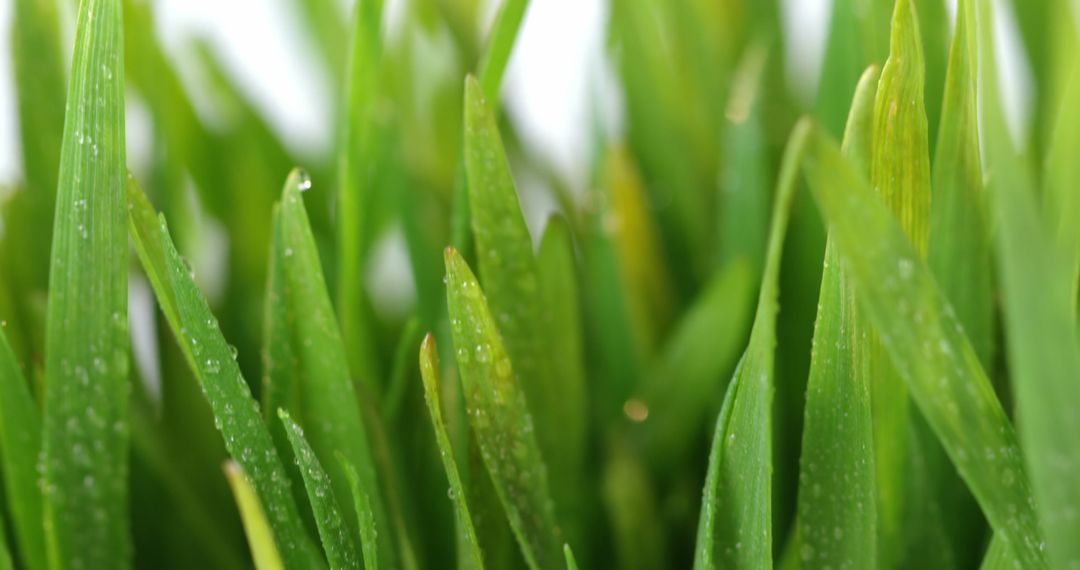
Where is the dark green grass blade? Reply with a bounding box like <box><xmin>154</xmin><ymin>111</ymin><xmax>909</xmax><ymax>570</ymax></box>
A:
<box><xmin>223</xmin><ymin>462</ymin><xmax>286</xmax><ymax>570</ymax></box>
<box><xmin>43</xmin><ymin>0</ymin><xmax>131</xmax><ymax>566</ymax></box>
<box><xmin>277</xmin><ymin>169</ymin><xmax>399</xmax><ymax>568</ymax></box>
<box><xmin>636</xmin><ymin>257</ymin><xmax>754</xmax><ymax>467</ymax></box>
<box><xmin>694</xmin><ymin>120</ymin><xmax>813</xmax><ymax>569</ymax></box>
<box><xmin>444</xmin><ymin>247</ymin><xmax>562</xmax><ymax>570</ymax></box>
<box><xmin>796</xmin><ymin>64</ymin><xmax>879</xmax><ymax>570</ymax></box>
<box><xmin>463</xmin><ymin>76</ymin><xmax>580</xmax><ymax>520</ymax></box>
<box><xmin>419</xmin><ymin>334</ymin><xmax>485</xmax><ymax>570</ymax></box>
<box><xmin>801</xmin><ymin>122</ymin><xmax>1047</xmax><ymax>567</ymax></box>
<box><xmin>128</xmin><ymin>179</ymin><xmax>324</xmax><ymax>568</ymax></box>
<box><xmin>0</xmin><ymin>329</ymin><xmax>45</xmax><ymax>570</ymax></box>
<box><xmin>338</xmin><ymin>455</ymin><xmax>380</xmax><ymax>570</ymax></box>
<box><xmin>0</xmin><ymin>500</ymin><xmax>13</xmax><ymax>570</ymax></box>
<box><xmin>976</xmin><ymin>1</ymin><xmax>1080</xmax><ymax>564</ymax></box>
<box><xmin>336</xmin><ymin>0</ymin><xmax>385</xmax><ymax>389</ymax></box>
<box><xmin>279</xmin><ymin>410</ymin><xmax>361</xmax><ymax>570</ymax></box>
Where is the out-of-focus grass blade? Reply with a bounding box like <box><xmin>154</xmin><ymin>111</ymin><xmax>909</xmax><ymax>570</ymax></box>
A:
<box><xmin>127</xmin><ymin>179</ymin><xmax>323</xmax><ymax>568</ymax></box>
<box><xmin>694</xmin><ymin>120</ymin><xmax>813</xmax><ymax>569</ymax></box>
<box><xmin>0</xmin><ymin>504</ymin><xmax>13</xmax><ymax>570</ymax></box>
<box><xmin>277</xmin><ymin>169</ymin><xmax>399</xmax><ymax>568</ymax></box>
<box><xmin>337</xmin><ymin>0</ymin><xmax>385</xmax><ymax>389</ymax></box>
<box><xmin>914</xmin><ymin>0</ymin><xmax>948</xmax><ymax>140</ymax></box>
<box><xmin>223</xmin><ymin>461</ymin><xmax>285</xmax><ymax>570</ymax></box>
<box><xmin>43</xmin><ymin>0</ymin><xmax>131</xmax><ymax>566</ymax></box>
<box><xmin>444</xmin><ymin>247</ymin><xmax>562</xmax><ymax>570</ymax></box>
<box><xmin>800</xmin><ymin>122</ymin><xmax>1047</xmax><ymax>567</ymax></box>
<box><xmin>927</xmin><ymin>0</ymin><xmax>993</xmax><ymax>561</ymax></box>
<box><xmin>279</xmin><ymin>410</ymin><xmax>361</xmax><ymax>570</ymax></box>
<box><xmin>418</xmin><ymin>334</ymin><xmax>485</xmax><ymax>570</ymax></box>
<box><xmin>1044</xmin><ymin>60</ymin><xmax>1080</xmax><ymax>313</ymax></box>
<box><xmin>815</xmin><ymin>0</ymin><xmax>890</xmax><ymax>136</ymax></box>
<box><xmin>475</xmin><ymin>0</ymin><xmax>529</xmax><ymax>98</ymax></box>
<box><xmin>867</xmin><ymin>1</ymin><xmax>933</xmax><ymax>562</ymax></box>
<box><xmin>635</xmin><ymin>257</ymin><xmax>754</xmax><ymax>467</ymax></box>
<box><xmin>796</xmin><ymin>64</ymin><xmax>879</xmax><ymax>570</ymax></box>
<box><xmin>976</xmin><ymin>0</ymin><xmax>1080</xmax><ymax>565</ymax></box>
<box><xmin>338</xmin><ymin>455</ymin><xmax>380</xmax><ymax>570</ymax></box>
<box><xmin>0</xmin><ymin>328</ymin><xmax>45</xmax><ymax>570</ymax></box>
<box><xmin>602</xmin><ymin>438</ymin><xmax>665</xmax><ymax>570</ymax></box>
<box><xmin>11</xmin><ymin>0</ymin><xmax>66</xmax><ymax>293</ymax></box>
<box><xmin>563</xmin><ymin>545</ymin><xmax>578</xmax><ymax>570</ymax></box>
<box><xmin>463</xmin><ymin>76</ymin><xmax>580</xmax><ymax>521</ymax></box>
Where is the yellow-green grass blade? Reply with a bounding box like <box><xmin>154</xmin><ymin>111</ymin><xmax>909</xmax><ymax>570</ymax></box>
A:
<box><xmin>336</xmin><ymin>0</ymin><xmax>386</xmax><ymax>389</ymax></box>
<box><xmin>914</xmin><ymin>0</ymin><xmax>948</xmax><ymax>141</ymax></box>
<box><xmin>43</xmin><ymin>0</ymin><xmax>131</xmax><ymax>566</ymax></box>
<box><xmin>927</xmin><ymin>0</ymin><xmax>993</xmax><ymax>561</ymax></box>
<box><xmin>277</xmin><ymin>169</ymin><xmax>399</xmax><ymax>568</ymax></box>
<box><xmin>444</xmin><ymin>247</ymin><xmax>562</xmax><ymax>570</ymax></box>
<box><xmin>279</xmin><ymin>410</ymin><xmax>362</xmax><ymax>570</ymax></box>
<box><xmin>128</xmin><ymin>179</ymin><xmax>324</xmax><ymax>568</ymax></box>
<box><xmin>635</xmin><ymin>257</ymin><xmax>754</xmax><ymax>467</ymax></box>
<box><xmin>694</xmin><ymin>119</ymin><xmax>813</xmax><ymax>569</ymax></box>
<box><xmin>1044</xmin><ymin>59</ymin><xmax>1080</xmax><ymax>314</ymax></box>
<box><xmin>338</xmin><ymin>455</ymin><xmax>380</xmax><ymax>570</ymax></box>
<box><xmin>11</xmin><ymin>0</ymin><xmax>66</xmax><ymax>295</ymax></box>
<box><xmin>867</xmin><ymin>1</ymin><xmax>934</xmax><ymax>562</ymax></box>
<box><xmin>796</xmin><ymin>63</ymin><xmax>879</xmax><ymax>570</ymax></box>
<box><xmin>463</xmin><ymin>76</ymin><xmax>580</xmax><ymax>519</ymax></box>
<box><xmin>800</xmin><ymin>121</ymin><xmax>1047</xmax><ymax>567</ymax></box>
<box><xmin>419</xmin><ymin>334</ymin><xmax>485</xmax><ymax>570</ymax></box>
<box><xmin>223</xmin><ymin>461</ymin><xmax>286</xmax><ymax>570</ymax></box>
<box><xmin>0</xmin><ymin>328</ymin><xmax>45</xmax><ymax>570</ymax></box>
<box><xmin>976</xmin><ymin>0</ymin><xmax>1080</xmax><ymax>565</ymax></box>
<box><xmin>563</xmin><ymin>545</ymin><xmax>578</xmax><ymax>570</ymax></box>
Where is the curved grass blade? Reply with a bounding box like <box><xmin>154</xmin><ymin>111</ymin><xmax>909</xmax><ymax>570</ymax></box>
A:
<box><xmin>444</xmin><ymin>247</ymin><xmax>562</xmax><ymax>570</ymax></box>
<box><xmin>693</xmin><ymin>119</ymin><xmax>813</xmax><ymax>569</ymax></box>
<box><xmin>127</xmin><ymin>180</ymin><xmax>324</xmax><ymax>568</ymax></box>
<box><xmin>975</xmin><ymin>0</ymin><xmax>1080</xmax><ymax>564</ymax></box>
<box><xmin>796</xmin><ymin>64</ymin><xmax>879</xmax><ymax>570</ymax></box>
<box><xmin>223</xmin><ymin>461</ymin><xmax>285</xmax><ymax>570</ymax></box>
<box><xmin>463</xmin><ymin>76</ymin><xmax>579</xmax><ymax>521</ymax></box>
<box><xmin>800</xmin><ymin>122</ymin><xmax>1047</xmax><ymax>567</ymax></box>
<box><xmin>635</xmin><ymin>257</ymin><xmax>754</xmax><ymax>467</ymax></box>
<box><xmin>279</xmin><ymin>410</ymin><xmax>361</xmax><ymax>570</ymax></box>
<box><xmin>43</xmin><ymin>0</ymin><xmax>131</xmax><ymax>566</ymax></box>
<box><xmin>419</xmin><ymin>334</ymin><xmax>485</xmax><ymax>570</ymax></box>
<box><xmin>338</xmin><ymin>454</ymin><xmax>380</xmax><ymax>570</ymax></box>
<box><xmin>0</xmin><ymin>329</ymin><xmax>45</xmax><ymax>570</ymax></box>
<box><xmin>277</xmin><ymin>169</ymin><xmax>399</xmax><ymax>568</ymax></box>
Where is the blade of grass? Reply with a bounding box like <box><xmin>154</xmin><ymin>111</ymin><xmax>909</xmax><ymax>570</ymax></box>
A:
<box><xmin>694</xmin><ymin>119</ymin><xmax>813</xmax><ymax>569</ymax></box>
<box><xmin>0</xmin><ymin>328</ymin><xmax>45</xmax><ymax>570</ymax></box>
<box><xmin>223</xmin><ymin>461</ymin><xmax>285</xmax><ymax>570</ymax></box>
<box><xmin>602</xmin><ymin>438</ymin><xmax>665</xmax><ymax>570</ymax></box>
<box><xmin>279</xmin><ymin>409</ymin><xmax>362</xmax><ymax>570</ymax></box>
<box><xmin>563</xmin><ymin>545</ymin><xmax>578</xmax><ymax>570</ymax></box>
<box><xmin>1044</xmin><ymin>59</ymin><xmax>1080</xmax><ymax>314</ymax></box>
<box><xmin>796</xmin><ymin>63</ymin><xmax>879</xmax><ymax>570</ymax></box>
<box><xmin>800</xmin><ymin>121</ymin><xmax>1047</xmax><ymax>567</ymax></box>
<box><xmin>976</xmin><ymin>0</ymin><xmax>1080</xmax><ymax>564</ymax></box>
<box><xmin>444</xmin><ymin>246</ymin><xmax>562</xmax><ymax>570</ymax></box>
<box><xmin>43</xmin><ymin>0</ymin><xmax>131</xmax><ymax>566</ymax></box>
<box><xmin>337</xmin><ymin>455</ymin><xmax>380</xmax><ymax>570</ymax></box>
<box><xmin>127</xmin><ymin>179</ymin><xmax>324</xmax><ymax>568</ymax></box>
<box><xmin>0</xmin><ymin>502</ymin><xmax>13</xmax><ymax>570</ymax></box>
<box><xmin>419</xmin><ymin>334</ymin><xmax>485</xmax><ymax>570</ymax></box>
<box><xmin>815</xmin><ymin>0</ymin><xmax>890</xmax><ymax>136</ymax></box>
<box><xmin>277</xmin><ymin>168</ymin><xmax>399</xmax><ymax>568</ymax></box>
<box><xmin>261</xmin><ymin>204</ymin><xmax>301</xmax><ymax>466</ymax></box>
<box><xmin>463</xmin><ymin>75</ymin><xmax>580</xmax><ymax>523</ymax></box>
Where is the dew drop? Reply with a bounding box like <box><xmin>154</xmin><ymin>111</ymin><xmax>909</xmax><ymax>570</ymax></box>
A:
<box><xmin>229</xmin><ymin>344</ymin><xmax>239</xmax><ymax>360</ymax></box>
<box><xmin>296</xmin><ymin>170</ymin><xmax>312</xmax><ymax>192</ymax></box>
<box><xmin>205</xmin><ymin>359</ymin><xmax>221</xmax><ymax>374</ymax></box>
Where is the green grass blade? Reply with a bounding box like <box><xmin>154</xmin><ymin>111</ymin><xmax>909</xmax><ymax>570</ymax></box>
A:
<box><xmin>800</xmin><ymin>122</ymin><xmax>1047</xmax><ymax>567</ymax></box>
<box><xmin>463</xmin><ymin>75</ymin><xmax>579</xmax><ymax>519</ymax></box>
<box><xmin>476</xmin><ymin>0</ymin><xmax>529</xmax><ymax>98</ymax></box>
<box><xmin>0</xmin><ymin>328</ymin><xmax>45</xmax><ymax>570</ymax></box>
<box><xmin>338</xmin><ymin>455</ymin><xmax>380</xmax><ymax>570</ymax></box>
<box><xmin>127</xmin><ymin>180</ymin><xmax>323</xmax><ymax>567</ymax></box>
<box><xmin>223</xmin><ymin>461</ymin><xmax>286</xmax><ymax>570</ymax></box>
<box><xmin>277</xmin><ymin>169</ymin><xmax>398</xmax><ymax>568</ymax></box>
<box><xmin>796</xmin><ymin>64</ymin><xmax>879</xmax><ymax>570</ymax></box>
<box><xmin>262</xmin><ymin>205</ymin><xmax>299</xmax><ymax>444</ymax></box>
<box><xmin>0</xmin><ymin>498</ymin><xmax>14</xmax><ymax>570</ymax></box>
<box><xmin>602</xmin><ymin>438</ymin><xmax>665</xmax><ymax>570</ymax></box>
<box><xmin>444</xmin><ymin>246</ymin><xmax>562</xmax><ymax>570</ymax></box>
<box><xmin>279</xmin><ymin>410</ymin><xmax>362</xmax><ymax>570</ymax></box>
<box><xmin>867</xmin><ymin>2</ymin><xmax>933</xmax><ymax>562</ymax></box>
<box><xmin>694</xmin><ymin>119</ymin><xmax>813</xmax><ymax>569</ymax></box>
<box><xmin>563</xmin><ymin>544</ymin><xmax>578</xmax><ymax>570</ymax></box>
<box><xmin>636</xmin><ymin>257</ymin><xmax>754</xmax><ymax>466</ymax></box>
<box><xmin>977</xmin><ymin>0</ymin><xmax>1080</xmax><ymax>565</ymax></box>
<box><xmin>43</xmin><ymin>0</ymin><xmax>131</xmax><ymax>566</ymax></box>
<box><xmin>419</xmin><ymin>334</ymin><xmax>485</xmax><ymax>570</ymax></box>
<box><xmin>815</xmin><ymin>0</ymin><xmax>890</xmax><ymax>136</ymax></box>
<box><xmin>1044</xmin><ymin>60</ymin><xmax>1080</xmax><ymax>313</ymax></box>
